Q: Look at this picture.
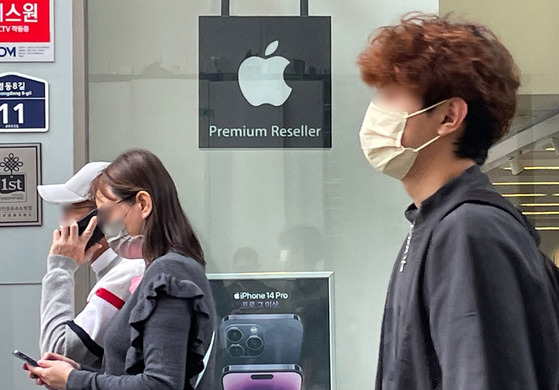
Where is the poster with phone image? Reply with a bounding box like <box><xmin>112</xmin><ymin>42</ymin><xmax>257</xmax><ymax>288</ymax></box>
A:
<box><xmin>209</xmin><ymin>272</ymin><xmax>333</xmax><ymax>390</ymax></box>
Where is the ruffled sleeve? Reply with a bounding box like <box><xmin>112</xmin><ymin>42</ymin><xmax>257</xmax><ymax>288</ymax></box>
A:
<box><xmin>125</xmin><ymin>271</ymin><xmax>213</xmax><ymax>378</ymax></box>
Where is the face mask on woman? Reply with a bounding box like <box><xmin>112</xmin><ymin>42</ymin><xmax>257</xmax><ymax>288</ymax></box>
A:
<box><xmin>359</xmin><ymin>99</ymin><xmax>447</xmax><ymax>180</ymax></box>
<box><xmin>101</xmin><ymin>207</ymin><xmax>145</xmax><ymax>259</ymax></box>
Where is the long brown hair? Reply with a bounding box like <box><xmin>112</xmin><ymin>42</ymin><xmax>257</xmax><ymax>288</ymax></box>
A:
<box><xmin>91</xmin><ymin>149</ymin><xmax>205</xmax><ymax>266</ymax></box>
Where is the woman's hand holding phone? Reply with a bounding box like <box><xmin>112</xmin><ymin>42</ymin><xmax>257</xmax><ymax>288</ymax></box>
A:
<box><xmin>24</xmin><ymin>352</ymin><xmax>80</xmax><ymax>389</ymax></box>
<box><xmin>39</xmin><ymin>352</ymin><xmax>80</xmax><ymax>370</ymax></box>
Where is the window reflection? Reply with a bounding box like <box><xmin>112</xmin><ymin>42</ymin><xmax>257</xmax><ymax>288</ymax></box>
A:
<box><xmin>487</xmin><ymin>139</ymin><xmax>559</xmax><ymax>258</ymax></box>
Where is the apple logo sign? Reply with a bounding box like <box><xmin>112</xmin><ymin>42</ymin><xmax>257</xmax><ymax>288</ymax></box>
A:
<box><xmin>233</xmin><ymin>292</ymin><xmax>240</xmax><ymax>300</ymax></box>
<box><xmin>238</xmin><ymin>40</ymin><xmax>292</xmax><ymax>107</ymax></box>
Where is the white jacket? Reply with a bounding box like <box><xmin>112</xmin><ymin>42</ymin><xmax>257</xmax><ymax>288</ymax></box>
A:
<box><xmin>40</xmin><ymin>249</ymin><xmax>145</xmax><ymax>368</ymax></box>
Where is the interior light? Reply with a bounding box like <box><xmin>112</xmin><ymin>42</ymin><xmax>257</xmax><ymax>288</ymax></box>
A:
<box><xmin>522</xmin><ymin>211</ymin><xmax>559</xmax><ymax>216</ymax></box>
<box><xmin>503</xmin><ymin>166</ymin><xmax>559</xmax><ymax>171</ymax></box>
<box><xmin>520</xmin><ymin>203</ymin><xmax>559</xmax><ymax>207</ymax></box>
<box><xmin>535</xmin><ymin>227</ymin><xmax>559</xmax><ymax>231</ymax></box>
<box><xmin>493</xmin><ymin>182</ymin><xmax>559</xmax><ymax>186</ymax></box>
<box><xmin>501</xmin><ymin>193</ymin><xmax>547</xmax><ymax>198</ymax></box>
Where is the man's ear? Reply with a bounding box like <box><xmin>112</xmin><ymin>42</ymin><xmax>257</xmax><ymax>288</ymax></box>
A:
<box><xmin>438</xmin><ymin>97</ymin><xmax>468</xmax><ymax>136</ymax></box>
<box><xmin>135</xmin><ymin>191</ymin><xmax>153</xmax><ymax>219</ymax></box>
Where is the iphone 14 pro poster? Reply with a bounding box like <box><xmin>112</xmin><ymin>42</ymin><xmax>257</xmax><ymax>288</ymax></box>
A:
<box><xmin>208</xmin><ymin>272</ymin><xmax>334</xmax><ymax>390</ymax></box>
<box><xmin>199</xmin><ymin>0</ymin><xmax>331</xmax><ymax>148</ymax></box>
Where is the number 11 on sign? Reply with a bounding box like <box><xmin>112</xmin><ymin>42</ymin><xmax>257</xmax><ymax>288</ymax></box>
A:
<box><xmin>0</xmin><ymin>103</ymin><xmax>24</xmax><ymax>125</ymax></box>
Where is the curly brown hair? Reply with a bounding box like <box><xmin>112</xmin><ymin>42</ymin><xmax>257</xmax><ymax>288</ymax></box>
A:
<box><xmin>357</xmin><ymin>13</ymin><xmax>521</xmax><ymax>164</ymax></box>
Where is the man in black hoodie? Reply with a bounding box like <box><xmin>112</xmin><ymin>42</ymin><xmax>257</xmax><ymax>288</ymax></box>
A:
<box><xmin>357</xmin><ymin>13</ymin><xmax>559</xmax><ymax>390</ymax></box>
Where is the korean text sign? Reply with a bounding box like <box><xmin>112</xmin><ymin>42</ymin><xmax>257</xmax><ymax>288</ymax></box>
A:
<box><xmin>0</xmin><ymin>0</ymin><xmax>53</xmax><ymax>62</ymax></box>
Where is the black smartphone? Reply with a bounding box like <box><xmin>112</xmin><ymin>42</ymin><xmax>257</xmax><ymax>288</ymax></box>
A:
<box><xmin>12</xmin><ymin>349</ymin><xmax>38</xmax><ymax>367</ymax></box>
<box><xmin>77</xmin><ymin>209</ymin><xmax>105</xmax><ymax>250</ymax></box>
<box><xmin>220</xmin><ymin>314</ymin><xmax>304</xmax><ymax>366</ymax></box>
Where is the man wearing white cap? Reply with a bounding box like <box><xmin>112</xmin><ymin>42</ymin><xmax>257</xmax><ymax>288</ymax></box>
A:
<box><xmin>37</xmin><ymin>162</ymin><xmax>145</xmax><ymax>369</ymax></box>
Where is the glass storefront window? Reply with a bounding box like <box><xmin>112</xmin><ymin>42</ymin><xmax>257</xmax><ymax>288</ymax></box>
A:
<box><xmin>86</xmin><ymin>0</ymin><xmax>557</xmax><ymax>387</ymax></box>
<box><xmin>86</xmin><ymin>1</ymin><xmax>440</xmax><ymax>387</ymax></box>
<box><xmin>485</xmin><ymin>119</ymin><xmax>559</xmax><ymax>264</ymax></box>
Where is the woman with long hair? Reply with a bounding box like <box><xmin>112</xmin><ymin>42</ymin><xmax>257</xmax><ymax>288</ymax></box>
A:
<box><xmin>26</xmin><ymin>149</ymin><xmax>216</xmax><ymax>390</ymax></box>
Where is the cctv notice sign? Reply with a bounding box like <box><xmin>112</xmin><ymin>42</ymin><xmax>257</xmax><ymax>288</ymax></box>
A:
<box><xmin>199</xmin><ymin>7</ymin><xmax>331</xmax><ymax>148</ymax></box>
<box><xmin>0</xmin><ymin>0</ymin><xmax>54</xmax><ymax>62</ymax></box>
<box><xmin>0</xmin><ymin>143</ymin><xmax>42</xmax><ymax>227</ymax></box>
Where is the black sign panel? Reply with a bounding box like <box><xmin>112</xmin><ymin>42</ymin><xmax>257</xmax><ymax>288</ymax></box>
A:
<box><xmin>199</xmin><ymin>16</ymin><xmax>331</xmax><ymax>148</ymax></box>
<box><xmin>209</xmin><ymin>272</ymin><xmax>334</xmax><ymax>389</ymax></box>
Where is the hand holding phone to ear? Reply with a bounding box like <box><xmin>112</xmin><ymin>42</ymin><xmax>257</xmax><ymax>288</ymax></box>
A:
<box><xmin>49</xmin><ymin>216</ymin><xmax>102</xmax><ymax>265</ymax></box>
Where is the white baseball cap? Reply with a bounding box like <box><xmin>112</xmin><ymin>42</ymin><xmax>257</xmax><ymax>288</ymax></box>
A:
<box><xmin>37</xmin><ymin>161</ymin><xmax>110</xmax><ymax>205</ymax></box>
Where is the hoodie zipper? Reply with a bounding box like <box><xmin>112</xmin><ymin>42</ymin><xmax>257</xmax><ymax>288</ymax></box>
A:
<box><xmin>400</xmin><ymin>222</ymin><xmax>415</xmax><ymax>272</ymax></box>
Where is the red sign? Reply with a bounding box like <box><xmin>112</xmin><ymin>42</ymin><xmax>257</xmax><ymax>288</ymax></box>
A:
<box><xmin>0</xmin><ymin>0</ymin><xmax>50</xmax><ymax>43</ymax></box>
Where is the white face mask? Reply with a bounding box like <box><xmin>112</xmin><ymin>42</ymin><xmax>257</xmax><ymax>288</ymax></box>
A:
<box><xmin>359</xmin><ymin>99</ymin><xmax>447</xmax><ymax>180</ymax></box>
<box><xmin>100</xmin><ymin>206</ymin><xmax>144</xmax><ymax>259</ymax></box>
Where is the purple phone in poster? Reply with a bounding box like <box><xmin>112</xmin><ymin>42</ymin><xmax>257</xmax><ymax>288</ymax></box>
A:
<box><xmin>222</xmin><ymin>364</ymin><xmax>302</xmax><ymax>390</ymax></box>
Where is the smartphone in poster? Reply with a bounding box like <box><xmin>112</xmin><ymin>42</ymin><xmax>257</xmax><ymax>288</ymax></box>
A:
<box><xmin>222</xmin><ymin>364</ymin><xmax>303</xmax><ymax>390</ymax></box>
<box><xmin>208</xmin><ymin>272</ymin><xmax>334</xmax><ymax>390</ymax></box>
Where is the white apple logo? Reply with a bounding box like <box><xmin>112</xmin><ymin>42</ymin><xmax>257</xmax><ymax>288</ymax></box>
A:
<box><xmin>238</xmin><ymin>40</ymin><xmax>292</xmax><ymax>107</ymax></box>
<box><xmin>233</xmin><ymin>292</ymin><xmax>240</xmax><ymax>300</ymax></box>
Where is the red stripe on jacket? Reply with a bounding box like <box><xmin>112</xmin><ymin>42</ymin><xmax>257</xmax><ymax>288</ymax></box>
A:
<box><xmin>95</xmin><ymin>288</ymin><xmax>125</xmax><ymax>310</ymax></box>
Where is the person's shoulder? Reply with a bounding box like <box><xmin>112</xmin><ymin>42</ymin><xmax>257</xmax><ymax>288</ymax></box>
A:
<box><xmin>144</xmin><ymin>252</ymin><xmax>206</xmax><ymax>281</ymax></box>
<box><xmin>139</xmin><ymin>253</ymin><xmax>211</xmax><ymax>301</ymax></box>
<box><xmin>99</xmin><ymin>258</ymin><xmax>145</xmax><ymax>284</ymax></box>
<box><xmin>439</xmin><ymin>202</ymin><xmax>525</xmax><ymax>237</ymax></box>
<box><xmin>112</xmin><ymin>257</ymin><xmax>146</xmax><ymax>275</ymax></box>
<box><xmin>432</xmin><ymin>202</ymin><xmax>541</xmax><ymax>261</ymax></box>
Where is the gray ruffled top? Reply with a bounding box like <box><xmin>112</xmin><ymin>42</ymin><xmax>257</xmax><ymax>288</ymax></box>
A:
<box><xmin>67</xmin><ymin>252</ymin><xmax>217</xmax><ymax>390</ymax></box>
